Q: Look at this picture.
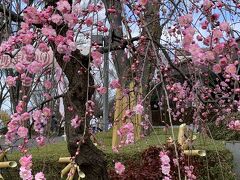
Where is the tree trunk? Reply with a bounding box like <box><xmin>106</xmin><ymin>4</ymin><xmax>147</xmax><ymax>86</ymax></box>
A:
<box><xmin>140</xmin><ymin>2</ymin><xmax>162</xmax><ymax>135</ymax></box>
<box><xmin>54</xmin><ymin>52</ymin><xmax>108</xmax><ymax>180</ymax></box>
<box><xmin>42</xmin><ymin>0</ymin><xmax>109</xmax><ymax>176</ymax></box>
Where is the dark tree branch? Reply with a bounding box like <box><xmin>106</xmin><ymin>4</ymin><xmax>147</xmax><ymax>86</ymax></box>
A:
<box><xmin>0</xmin><ymin>5</ymin><xmax>23</xmax><ymax>22</ymax></box>
<box><xmin>28</xmin><ymin>94</ymin><xmax>65</xmax><ymax>113</ymax></box>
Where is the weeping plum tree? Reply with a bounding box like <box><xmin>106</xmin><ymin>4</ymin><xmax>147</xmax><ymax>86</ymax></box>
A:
<box><xmin>1</xmin><ymin>0</ymin><xmax>240</xmax><ymax>179</ymax></box>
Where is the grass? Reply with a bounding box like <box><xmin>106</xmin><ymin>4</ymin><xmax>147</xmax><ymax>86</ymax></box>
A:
<box><xmin>95</xmin><ymin>127</ymin><xmax>226</xmax><ymax>153</ymax></box>
<box><xmin>4</xmin><ymin>127</ymin><xmax>233</xmax><ymax>179</ymax></box>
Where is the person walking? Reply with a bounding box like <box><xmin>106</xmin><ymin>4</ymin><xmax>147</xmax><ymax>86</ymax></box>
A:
<box><xmin>90</xmin><ymin>116</ymin><xmax>98</xmax><ymax>133</ymax></box>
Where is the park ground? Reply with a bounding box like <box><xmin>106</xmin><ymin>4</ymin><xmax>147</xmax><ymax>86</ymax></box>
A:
<box><xmin>0</xmin><ymin>127</ymin><xmax>236</xmax><ymax>180</ymax></box>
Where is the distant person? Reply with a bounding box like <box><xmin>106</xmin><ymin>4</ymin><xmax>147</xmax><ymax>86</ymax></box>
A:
<box><xmin>0</xmin><ymin>119</ymin><xmax>6</xmax><ymax>135</ymax></box>
<box><xmin>51</xmin><ymin>115</ymin><xmax>58</xmax><ymax>133</ymax></box>
<box><xmin>98</xmin><ymin>116</ymin><xmax>103</xmax><ymax>130</ymax></box>
<box><xmin>97</xmin><ymin>116</ymin><xmax>103</xmax><ymax>132</ymax></box>
<box><xmin>108</xmin><ymin>122</ymin><xmax>112</xmax><ymax>130</ymax></box>
<box><xmin>108</xmin><ymin>115</ymin><xmax>113</xmax><ymax>130</ymax></box>
<box><xmin>90</xmin><ymin>116</ymin><xmax>98</xmax><ymax>133</ymax></box>
<box><xmin>0</xmin><ymin>119</ymin><xmax>4</xmax><ymax>129</ymax></box>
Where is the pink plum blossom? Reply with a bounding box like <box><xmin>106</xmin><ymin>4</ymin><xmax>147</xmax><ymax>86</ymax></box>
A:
<box><xmin>205</xmin><ymin>51</ymin><xmax>215</xmax><ymax>61</ymax></box>
<box><xmin>228</xmin><ymin>120</ymin><xmax>240</xmax><ymax>131</ymax></box>
<box><xmin>42</xmin><ymin>26</ymin><xmax>57</xmax><ymax>38</ymax></box>
<box><xmin>63</xmin><ymin>13</ymin><xmax>78</xmax><ymax>28</ymax></box>
<box><xmin>44</xmin><ymin>80</ymin><xmax>52</xmax><ymax>89</ymax></box>
<box><xmin>36</xmin><ymin>136</ymin><xmax>46</xmax><ymax>146</ymax></box>
<box><xmin>43</xmin><ymin>93</ymin><xmax>52</xmax><ymax>100</ymax></box>
<box><xmin>124</xmin><ymin>109</ymin><xmax>134</xmax><ymax>118</ymax></box>
<box><xmin>21</xmin><ymin>112</ymin><xmax>30</xmax><ymax>121</ymax></box>
<box><xmin>203</xmin><ymin>0</ymin><xmax>214</xmax><ymax>11</ymax></box>
<box><xmin>66</xmin><ymin>40</ymin><xmax>77</xmax><ymax>52</ymax></box>
<box><xmin>134</xmin><ymin>104</ymin><xmax>144</xmax><ymax>115</ymax></box>
<box><xmin>56</xmin><ymin>0</ymin><xmax>71</xmax><ymax>13</ymax></box>
<box><xmin>22</xmin><ymin>44</ymin><xmax>35</xmax><ymax>59</ymax></box>
<box><xmin>178</xmin><ymin>14</ymin><xmax>193</xmax><ymax>27</ymax></box>
<box><xmin>97</xmin><ymin>87</ymin><xmax>107</xmax><ymax>95</ymax></box>
<box><xmin>110</xmin><ymin>79</ymin><xmax>121</xmax><ymax>89</ymax></box>
<box><xmin>225</xmin><ymin>64</ymin><xmax>237</xmax><ymax>74</ymax></box>
<box><xmin>51</xmin><ymin>14</ymin><xmax>63</xmax><ymax>25</ymax></box>
<box><xmin>20</xmin><ymin>33</ymin><xmax>33</xmax><ymax>44</ymax></box>
<box><xmin>219</xmin><ymin>57</ymin><xmax>228</xmax><ymax>66</ymax></box>
<box><xmin>139</xmin><ymin>0</ymin><xmax>148</xmax><ymax>6</ymax></box>
<box><xmin>220</xmin><ymin>22</ymin><xmax>230</xmax><ymax>32</ymax></box>
<box><xmin>185</xmin><ymin>166</ymin><xmax>196</xmax><ymax>180</ymax></box>
<box><xmin>160</xmin><ymin>152</ymin><xmax>170</xmax><ymax>164</ymax></box>
<box><xmin>6</xmin><ymin>76</ymin><xmax>16</xmax><ymax>87</ymax></box>
<box><xmin>16</xmin><ymin>101</ymin><xmax>25</xmax><ymax>114</ymax></box>
<box><xmin>19</xmin><ymin>155</ymin><xmax>32</xmax><ymax>169</ymax></box>
<box><xmin>20</xmin><ymin>167</ymin><xmax>33</xmax><ymax>180</ymax></box>
<box><xmin>42</xmin><ymin>107</ymin><xmax>51</xmax><ymax>118</ymax></box>
<box><xmin>115</xmin><ymin>162</ymin><xmax>125</xmax><ymax>175</ymax></box>
<box><xmin>28</xmin><ymin>61</ymin><xmax>42</xmax><ymax>74</ymax></box>
<box><xmin>15</xmin><ymin>62</ymin><xmax>26</xmax><ymax>73</ymax></box>
<box><xmin>21</xmin><ymin>73</ymin><xmax>33</xmax><ymax>87</ymax></box>
<box><xmin>159</xmin><ymin>151</ymin><xmax>171</xmax><ymax>179</ymax></box>
<box><xmin>213</xmin><ymin>29</ymin><xmax>223</xmax><ymax>39</ymax></box>
<box><xmin>71</xmin><ymin>115</ymin><xmax>81</xmax><ymax>128</ymax></box>
<box><xmin>85</xmin><ymin>18</ymin><xmax>93</xmax><ymax>27</ymax></box>
<box><xmin>118</xmin><ymin>123</ymin><xmax>134</xmax><ymax>145</ymax></box>
<box><xmin>17</xmin><ymin>127</ymin><xmax>28</xmax><ymax>138</ymax></box>
<box><xmin>57</xmin><ymin>43</ymin><xmax>68</xmax><ymax>54</ymax></box>
<box><xmin>35</xmin><ymin>172</ymin><xmax>46</xmax><ymax>180</ymax></box>
<box><xmin>38</xmin><ymin>42</ymin><xmax>49</xmax><ymax>52</ymax></box>
<box><xmin>23</xmin><ymin>6</ymin><xmax>41</xmax><ymax>24</ymax></box>
<box><xmin>212</xmin><ymin>64</ymin><xmax>222</xmax><ymax>74</ymax></box>
<box><xmin>91</xmin><ymin>51</ymin><xmax>103</xmax><ymax>67</ymax></box>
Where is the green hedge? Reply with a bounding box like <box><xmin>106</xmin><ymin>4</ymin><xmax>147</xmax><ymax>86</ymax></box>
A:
<box><xmin>208</xmin><ymin>121</ymin><xmax>240</xmax><ymax>141</ymax></box>
<box><xmin>197</xmin><ymin>150</ymin><xmax>235</xmax><ymax>180</ymax></box>
<box><xmin>3</xmin><ymin>147</ymin><xmax>235</xmax><ymax>180</ymax></box>
<box><xmin>2</xmin><ymin>128</ymin><xmax>236</xmax><ymax>179</ymax></box>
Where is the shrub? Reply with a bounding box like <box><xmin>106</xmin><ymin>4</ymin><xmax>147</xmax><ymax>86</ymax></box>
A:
<box><xmin>108</xmin><ymin>145</ymin><xmax>235</xmax><ymax>180</ymax></box>
<box><xmin>208</xmin><ymin>121</ymin><xmax>240</xmax><ymax>141</ymax></box>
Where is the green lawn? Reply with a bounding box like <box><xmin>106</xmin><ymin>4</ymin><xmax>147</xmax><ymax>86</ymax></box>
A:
<box><xmin>96</xmin><ymin>127</ymin><xmax>226</xmax><ymax>153</ymax></box>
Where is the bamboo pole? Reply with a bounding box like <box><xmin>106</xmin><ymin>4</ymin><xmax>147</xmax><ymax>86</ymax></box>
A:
<box><xmin>191</xmin><ymin>135</ymin><xmax>197</xmax><ymax>141</ymax></box>
<box><xmin>0</xmin><ymin>161</ymin><xmax>17</xmax><ymax>168</ymax></box>
<box><xmin>184</xmin><ymin>150</ymin><xmax>206</xmax><ymax>157</ymax></box>
<box><xmin>58</xmin><ymin>157</ymin><xmax>71</xmax><ymax>163</ymax></box>
<box><xmin>79</xmin><ymin>171</ymin><xmax>85</xmax><ymax>179</ymax></box>
<box><xmin>178</xmin><ymin>123</ymin><xmax>187</xmax><ymax>146</ymax></box>
<box><xmin>129</xmin><ymin>82</ymin><xmax>142</xmax><ymax>141</ymax></box>
<box><xmin>0</xmin><ymin>173</ymin><xmax>3</xmax><ymax>180</ymax></box>
<box><xmin>77</xmin><ymin>166</ymin><xmax>86</xmax><ymax>179</ymax></box>
<box><xmin>182</xmin><ymin>135</ymin><xmax>197</xmax><ymax>149</ymax></box>
<box><xmin>112</xmin><ymin>88</ymin><xmax>123</xmax><ymax>148</ymax></box>
<box><xmin>61</xmin><ymin>163</ymin><xmax>72</xmax><ymax>178</ymax></box>
<box><xmin>67</xmin><ymin>166</ymin><xmax>76</xmax><ymax>180</ymax></box>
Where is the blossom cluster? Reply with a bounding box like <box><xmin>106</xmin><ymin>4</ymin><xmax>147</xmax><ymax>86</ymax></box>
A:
<box><xmin>5</xmin><ymin>101</ymin><xmax>29</xmax><ymax>144</ymax></box>
<box><xmin>117</xmin><ymin>122</ymin><xmax>135</xmax><ymax>146</ymax></box>
<box><xmin>184</xmin><ymin>166</ymin><xmax>196</xmax><ymax>180</ymax></box>
<box><xmin>19</xmin><ymin>155</ymin><xmax>46</xmax><ymax>180</ymax></box>
<box><xmin>159</xmin><ymin>151</ymin><xmax>171</xmax><ymax>180</ymax></box>
<box><xmin>228</xmin><ymin>120</ymin><xmax>240</xmax><ymax>131</ymax></box>
<box><xmin>114</xmin><ymin>162</ymin><xmax>125</xmax><ymax>175</ymax></box>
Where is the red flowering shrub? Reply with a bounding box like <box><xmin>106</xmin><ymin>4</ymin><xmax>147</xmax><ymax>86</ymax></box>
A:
<box><xmin>109</xmin><ymin>143</ymin><xmax>188</xmax><ymax>180</ymax></box>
